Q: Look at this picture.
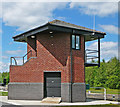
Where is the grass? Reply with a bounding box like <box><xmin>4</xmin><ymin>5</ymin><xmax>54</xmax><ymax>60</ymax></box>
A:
<box><xmin>0</xmin><ymin>91</ymin><xmax>8</xmax><ymax>96</ymax></box>
<box><xmin>56</xmin><ymin>104</ymin><xmax>119</xmax><ymax>107</ymax></box>
<box><xmin>106</xmin><ymin>89</ymin><xmax>120</xmax><ymax>94</ymax></box>
<box><xmin>86</xmin><ymin>88</ymin><xmax>120</xmax><ymax>94</ymax></box>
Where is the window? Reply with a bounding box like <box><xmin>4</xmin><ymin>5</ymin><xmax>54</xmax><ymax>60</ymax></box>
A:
<box><xmin>72</xmin><ymin>35</ymin><xmax>81</xmax><ymax>50</ymax></box>
<box><xmin>72</xmin><ymin>35</ymin><xmax>75</xmax><ymax>48</ymax></box>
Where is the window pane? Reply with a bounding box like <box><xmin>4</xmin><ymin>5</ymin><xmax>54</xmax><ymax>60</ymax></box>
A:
<box><xmin>76</xmin><ymin>36</ymin><xmax>80</xmax><ymax>49</ymax></box>
<box><xmin>72</xmin><ymin>35</ymin><xmax>75</xmax><ymax>48</ymax></box>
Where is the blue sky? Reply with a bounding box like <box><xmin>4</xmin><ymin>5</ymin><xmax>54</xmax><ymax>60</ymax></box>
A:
<box><xmin>0</xmin><ymin>2</ymin><xmax>118</xmax><ymax>72</ymax></box>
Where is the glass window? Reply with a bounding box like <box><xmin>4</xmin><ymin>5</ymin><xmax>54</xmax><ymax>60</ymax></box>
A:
<box><xmin>72</xmin><ymin>35</ymin><xmax>75</xmax><ymax>48</ymax></box>
<box><xmin>72</xmin><ymin>35</ymin><xmax>81</xmax><ymax>50</ymax></box>
<box><xmin>76</xmin><ymin>36</ymin><xmax>80</xmax><ymax>49</ymax></box>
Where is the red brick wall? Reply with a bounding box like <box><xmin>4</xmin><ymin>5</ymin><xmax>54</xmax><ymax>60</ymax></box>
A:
<box><xmin>27</xmin><ymin>36</ymin><xmax>36</xmax><ymax>59</ymax></box>
<box><xmin>10</xmin><ymin>33</ymin><xmax>85</xmax><ymax>83</ymax></box>
<box><xmin>72</xmin><ymin>36</ymin><xmax>85</xmax><ymax>83</ymax></box>
<box><xmin>10</xmin><ymin>32</ymin><xmax>71</xmax><ymax>83</ymax></box>
<box><xmin>36</xmin><ymin>33</ymin><xmax>71</xmax><ymax>83</ymax></box>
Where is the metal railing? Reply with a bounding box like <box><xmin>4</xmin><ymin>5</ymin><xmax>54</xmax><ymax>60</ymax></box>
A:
<box><xmin>10</xmin><ymin>50</ymin><xmax>32</xmax><ymax>65</ymax></box>
<box><xmin>87</xmin><ymin>87</ymin><xmax>106</xmax><ymax>100</ymax></box>
<box><xmin>85</xmin><ymin>49</ymin><xmax>99</xmax><ymax>63</ymax></box>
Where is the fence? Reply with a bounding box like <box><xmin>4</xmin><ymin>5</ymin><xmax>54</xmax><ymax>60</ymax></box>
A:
<box><xmin>10</xmin><ymin>50</ymin><xmax>32</xmax><ymax>65</ymax></box>
<box><xmin>86</xmin><ymin>87</ymin><xmax>106</xmax><ymax>100</ymax></box>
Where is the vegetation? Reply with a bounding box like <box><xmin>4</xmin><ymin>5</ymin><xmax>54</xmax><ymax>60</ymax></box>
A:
<box><xmin>0</xmin><ymin>72</ymin><xmax>9</xmax><ymax>84</ymax></box>
<box><xmin>85</xmin><ymin>57</ymin><xmax>120</xmax><ymax>89</ymax></box>
<box><xmin>0</xmin><ymin>91</ymin><xmax>8</xmax><ymax>96</ymax></box>
<box><xmin>86</xmin><ymin>88</ymin><xmax>120</xmax><ymax>94</ymax></box>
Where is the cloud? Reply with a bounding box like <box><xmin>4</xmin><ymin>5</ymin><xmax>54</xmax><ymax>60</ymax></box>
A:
<box><xmin>0</xmin><ymin>19</ymin><xmax>2</xmax><ymax>33</ymax></box>
<box><xmin>70</xmin><ymin>2</ymin><xmax>118</xmax><ymax>17</ymax></box>
<box><xmin>0</xmin><ymin>61</ymin><xmax>9</xmax><ymax>72</ymax></box>
<box><xmin>56</xmin><ymin>16</ymin><xmax>66</xmax><ymax>20</ymax></box>
<box><xmin>8</xmin><ymin>42</ymin><xmax>13</xmax><ymax>45</ymax></box>
<box><xmin>86</xmin><ymin>41</ymin><xmax>118</xmax><ymax>61</ymax></box>
<box><xmin>5</xmin><ymin>50</ymin><xmax>24</xmax><ymax>55</ymax></box>
<box><xmin>0</xmin><ymin>2</ymin><xmax>2</xmax><ymax>18</ymax></box>
<box><xmin>2</xmin><ymin>56</ymin><xmax>9</xmax><ymax>59</ymax></box>
<box><xmin>0</xmin><ymin>29</ymin><xmax>2</xmax><ymax>33</ymax></box>
<box><xmin>2</xmin><ymin>2</ymin><xmax>67</xmax><ymax>31</ymax></box>
<box><xmin>99</xmin><ymin>24</ymin><xmax>118</xmax><ymax>34</ymax></box>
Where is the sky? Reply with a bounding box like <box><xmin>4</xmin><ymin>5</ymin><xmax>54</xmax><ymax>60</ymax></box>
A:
<box><xmin>0</xmin><ymin>1</ymin><xmax>119</xmax><ymax>72</ymax></box>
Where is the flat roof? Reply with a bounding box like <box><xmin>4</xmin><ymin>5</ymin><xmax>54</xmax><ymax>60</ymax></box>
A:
<box><xmin>13</xmin><ymin>20</ymin><xmax>106</xmax><ymax>42</ymax></box>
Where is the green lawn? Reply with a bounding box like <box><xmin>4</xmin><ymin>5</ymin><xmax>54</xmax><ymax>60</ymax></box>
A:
<box><xmin>56</xmin><ymin>104</ymin><xmax>119</xmax><ymax>107</ymax></box>
<box><xmin>0</xmin><ymin>91</ymin><xmax>8</xmax><ymax>96</ymax></box>
<box><xmin>106</xmin><ymin>89</ymin><xmax>120</xmax><ymax>94</ymax></box>
<box><xmin>87</xmin><ymin>88</ymin><xmax>120</xmax><ymax>94</ymax></box>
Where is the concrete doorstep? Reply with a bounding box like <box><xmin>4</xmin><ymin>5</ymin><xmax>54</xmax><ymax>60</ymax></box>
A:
<box><xmin>41</xmin><ymin>97</ymin><xmax>61</xmax><ymax>104</ymax></box>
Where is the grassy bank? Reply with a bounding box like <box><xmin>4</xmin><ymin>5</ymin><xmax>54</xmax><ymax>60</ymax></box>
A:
<box><xmin>87</xmin><ymin>88</ymin><xmax>120</xmax><ymax>94</ymax></box>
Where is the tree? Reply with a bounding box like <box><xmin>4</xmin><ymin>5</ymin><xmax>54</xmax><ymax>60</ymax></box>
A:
<box><xmin>85</xmin><ymin>57</ymin><xmax>120</xmax><ymax>89</ymax></box>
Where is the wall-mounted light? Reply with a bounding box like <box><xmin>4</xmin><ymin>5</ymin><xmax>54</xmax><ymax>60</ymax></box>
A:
<box><xmin>31</xmin><ymin>35</ymin><xmax>35</xmax><ymax>39</ymax></box>
<box><xmin>91</xmin><ymin>32</ymin><xmax>95</xmax><ymax>40</ymax></box>
<box><xmin>50</xmin><ymin>31</ymin><xmax>53</xmax><ymax>37</ymax></box>
<box><xmin>50</xmin><ymin>35</ymin><xmax>53</xmax><ymax>38</ymax></box>
<box><xmin>49</xmin><ymin>31</ymin><xmax>53</xmax><ymax>34</ymax></box>
<box><xmin>92</xmin><ymin>32</ymin><xmax>95</xmax><ymax>36</ymax></box>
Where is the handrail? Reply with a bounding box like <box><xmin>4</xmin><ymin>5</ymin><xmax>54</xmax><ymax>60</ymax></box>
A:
<box><xmin>87</xmin><ymin>57</ymin><xmax>99</xmax><ymax>60</ymax></box>
<box><xmin>23</xmin><ymin>50</ymin><xmax>32</xmax><ymax>64</ymax></box>
<box><xmin>10</xmin><ymin>50</ymin><xmax>32</xmax><ymax>65</ymax></box>
<box><xmin>86</xmin><ymin>51</ymin><xmax>98</xmax><ymax>54</ymax></box>
<box><xmin>85</xmin><ymin>49</ymin><xmax>99</xmax><ymax>63</ymax></box>
<box><xmin>23</xmin><ymin>50</ymin><xmax>32</xmax><ymax>58</ymax></box>
<box><xmin>10</xmin><ymin>57</ymin><xmax>17</xmax><ymax>65</ymax></box>
<box><xmin>86</xmin><ymin>49</ymin><xmax>98</xmax><ymax>52</ymax></box>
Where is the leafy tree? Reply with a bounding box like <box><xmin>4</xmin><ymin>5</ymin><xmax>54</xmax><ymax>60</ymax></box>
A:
<box><xmin>0</xmin><ymin>72</ymin><xmax>9</xmax><ymax>84</ymax></box>
<box><xmin>85</xmin><ymin>57</ymin><xmax>120</xmax><ymax>89</ymax></box>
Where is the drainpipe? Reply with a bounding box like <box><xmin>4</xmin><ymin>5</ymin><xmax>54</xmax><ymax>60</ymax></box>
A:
<box><xmin>84</xmin><ymin>35</ymin><xmax>86</xmax><ymax>102</ymax></box>
<box><xmin>70</xmin><ymin>31</ymin><xmax>73</xmax><ymax>103</ymax></box>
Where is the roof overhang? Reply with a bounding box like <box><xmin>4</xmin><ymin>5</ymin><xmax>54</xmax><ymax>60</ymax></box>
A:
<box><xmin>13</xmin><ymin>23</ymin><xmax>106</xmax><ymax>42</ymax></box>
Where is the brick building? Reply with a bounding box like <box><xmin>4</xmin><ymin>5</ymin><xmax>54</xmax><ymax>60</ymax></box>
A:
<box><xmin>8</xmin><ymin>20</ymin><xmax>106</xmax><ymax>102</ymax></box>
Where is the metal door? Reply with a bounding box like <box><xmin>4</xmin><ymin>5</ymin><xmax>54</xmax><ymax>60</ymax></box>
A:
<box><xmin>44</xmin><ymin>72</ymin><xmax>61</xmax><ymax>97</ymax></box>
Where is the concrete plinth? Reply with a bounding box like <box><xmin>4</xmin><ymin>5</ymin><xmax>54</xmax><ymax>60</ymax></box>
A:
<box><xmin>61</xmin><ymin>83</ymin><xmax>86</xmax><ymax>102</ymax></box>
<box><xmin>8</xmin><ymin>83</ymin><xmax>43</xmax><ymax>100</ymax></box>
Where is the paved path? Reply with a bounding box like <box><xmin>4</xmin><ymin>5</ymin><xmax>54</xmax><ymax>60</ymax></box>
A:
<box><xmin>1</xmin><ymin>101</ymin><xmax>23</xmax><ymax>107</ymax></box>
<box><xmin>0</xmin><ymin>96</ymin><xmax>119</xmax><ymax>106</ymax></box>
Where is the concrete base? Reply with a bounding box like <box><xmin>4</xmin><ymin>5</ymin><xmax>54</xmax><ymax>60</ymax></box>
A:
<box><xmin>61</xmin><ymin>83</ymin><xmax>71</xmax><ymax>102</ymax></box>
<box><xmin>8</xmin><ymin>82</ymin><xmax>86</xmax><ymax>102</ymax></box>
<box><xmin>61</xmin><ymin>83</ymin><xmax>86</xmax><ymax>102</ymax></box>
<box><xmin>8</xmin><ymin>83</ymin><xmax>43</xmax><ymax>100</ymax></box>
<box><xmin>72</xmin><ymin>83</ymin><xmax>86</xmax><ymax>102</ymax></box>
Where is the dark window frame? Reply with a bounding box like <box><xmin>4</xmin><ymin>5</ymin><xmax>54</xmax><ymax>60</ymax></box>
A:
<box><xmin>72</xmin><ymin>35</ymin><xmax>81</xmax><ymax>50</ymax></box>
